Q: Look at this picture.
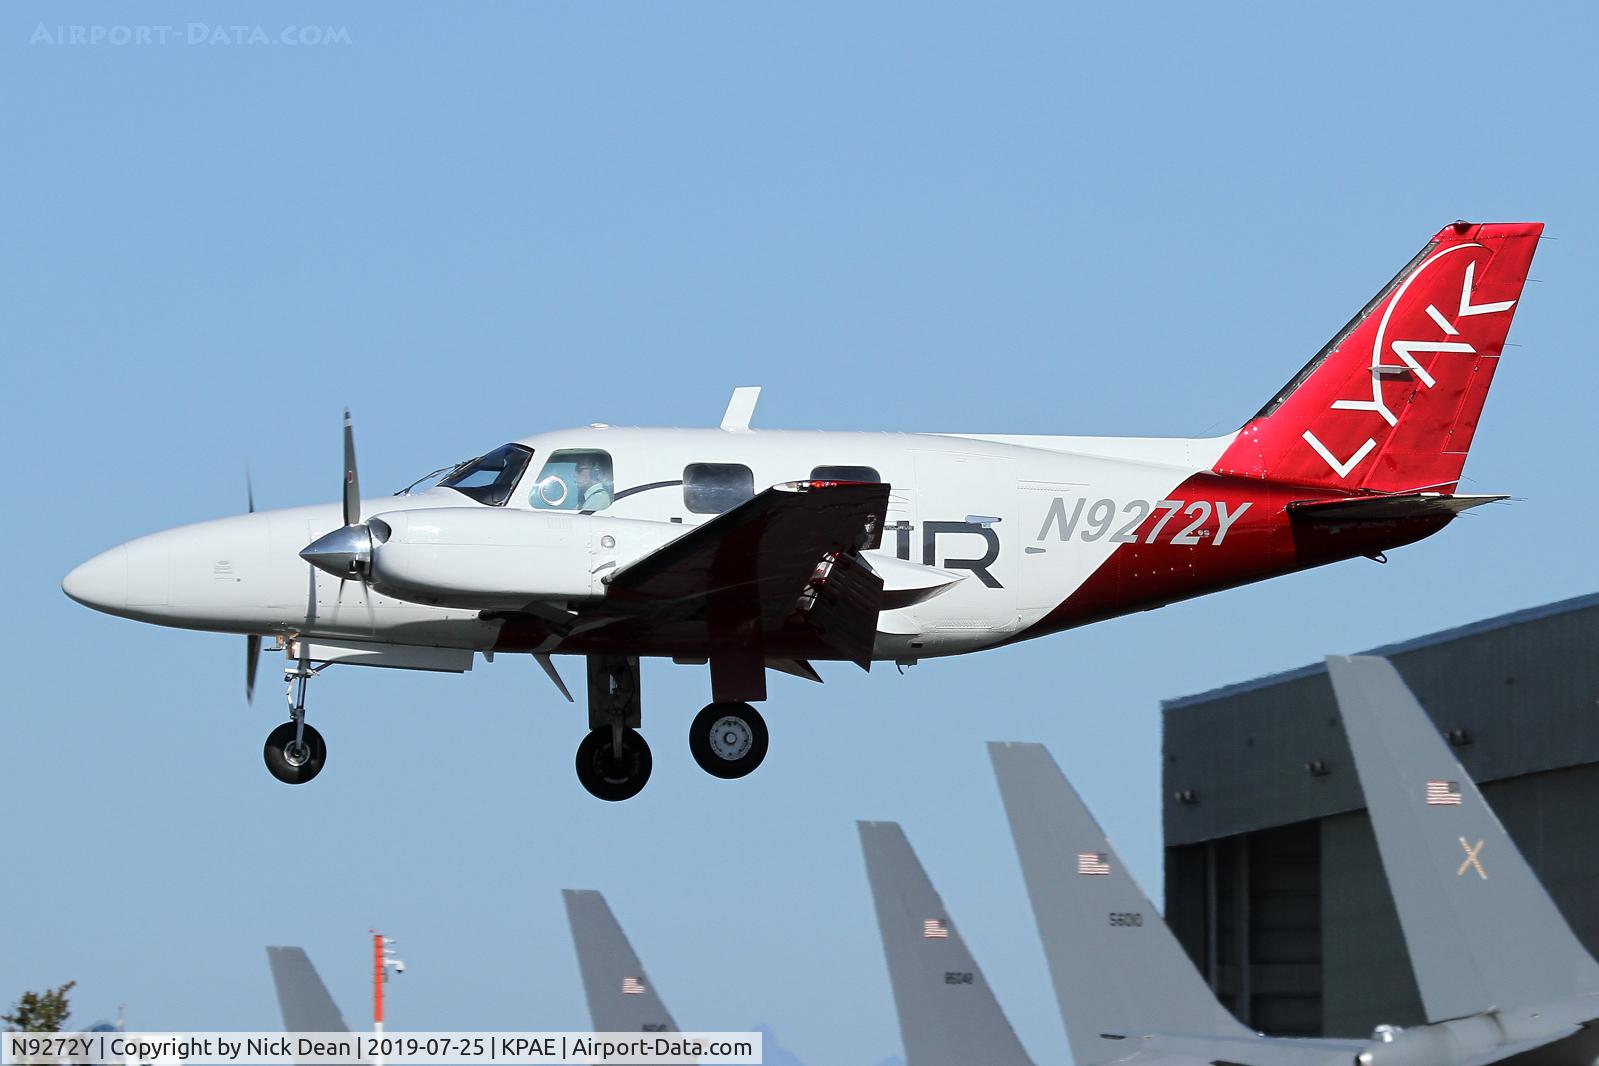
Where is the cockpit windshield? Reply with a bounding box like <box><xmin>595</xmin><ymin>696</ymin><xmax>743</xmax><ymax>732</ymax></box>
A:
<box><xmin>439</xmin><ymin>444</ymin><xmax>533</xmax><ymax>506</ymax></box>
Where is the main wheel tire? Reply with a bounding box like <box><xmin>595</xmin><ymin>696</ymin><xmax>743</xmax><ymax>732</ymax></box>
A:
<box><xmin>689</xmin><ymin>702</ymin><xmax>769</xmax><ymax>780</ymax></box>
<box><xmin>264</xmin><ymin>721</ymin><xmax>327</xmax><ymax>784</ymax></box>
<box><xmin>575</xmin><ymin>728</ymin><xmax>653</xmax><ymax>801</ymax></box>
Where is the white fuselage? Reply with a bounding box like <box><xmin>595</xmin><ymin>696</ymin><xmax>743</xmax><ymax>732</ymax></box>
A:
<box><xmin>64</xmin><ymin>425</ymin><xmax>1243</xmax><ymax>663</ymax></box>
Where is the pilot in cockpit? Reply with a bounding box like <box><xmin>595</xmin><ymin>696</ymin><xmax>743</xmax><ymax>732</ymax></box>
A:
<box><xmin>575</xmin><ymin>457</ymin><xmax>613</xmax><ymax>511</ymax></box>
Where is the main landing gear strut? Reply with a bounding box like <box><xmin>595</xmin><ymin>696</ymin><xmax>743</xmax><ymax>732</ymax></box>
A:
<box><xmin>573</xmin><ymin>653</ymin><xmax>770</xmax><ymax>801</ymax></box>
<box><xmin>576</xmin><ymin>655</ymin><xmax>653</xmax><ymax>802</ymax></box>
<box><xmin>263</xmin><ymin>656</ymin><xmax>328</xmax><ymax>785</ymax></box>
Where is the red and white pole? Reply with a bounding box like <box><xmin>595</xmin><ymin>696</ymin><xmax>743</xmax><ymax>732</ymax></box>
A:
<box><xmin>371</xmin><ymin>929</ymin><xmax>404</xmax><ymax>1066</ymax></box>
<box><xmin>373</xmin><ymin>932</ymin><xmax>385</xmax><ymax>1035</ymax></box>
<box><xmin>373</xmin><ymin>932</ymin><xmax>385</xmax><ymax>1066</ymax></box>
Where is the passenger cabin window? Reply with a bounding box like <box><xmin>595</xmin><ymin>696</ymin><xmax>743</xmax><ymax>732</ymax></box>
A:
<box><xmin>530</xmin><ymin>449</ymin><xmax>615</xmax><ymax>511</ymax></box>
<box><xmin>683</xmin><ymin>463</ymin><xmax>754</xmax><ymax>514</ymax></box>
<box><xmin>810</xmin><ymin>464</ymin><xmax>881</xmax><ymax>483</ymax></box>
<box><xmin>439</xmin><ymin>444</ymin><xmax>533</xmax><ymax>507</ymax></box>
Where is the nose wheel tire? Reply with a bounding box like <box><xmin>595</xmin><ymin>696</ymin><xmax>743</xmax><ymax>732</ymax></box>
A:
<box><xmin>689</xmin><ymin>702</ymin><xmax>769</xmax><ymax>780</ymax></box>
<box><xmin>575</xmin><ymin>728</ymin><xmax>653</xmax><ymax>801</ymax></box>
<box><xmin>264</xmin><ymin>721</ymin><xmax>327</xmax><ymax>784</ymax></box>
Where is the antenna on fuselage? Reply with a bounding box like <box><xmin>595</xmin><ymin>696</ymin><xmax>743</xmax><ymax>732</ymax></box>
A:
<box><xmin>720</xmin><ymin>387</ymin><xmax>761</xmax><ymax>432</ymax></box>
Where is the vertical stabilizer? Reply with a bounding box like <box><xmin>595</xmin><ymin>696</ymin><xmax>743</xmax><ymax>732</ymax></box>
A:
<box><xmin>988</xmin><ymin>742</ymin><xmax>1250</xmax><ymax>1065</ymax></box>
<box><xmin>266</xmin><ymin>947</ymin><xmax>350</xmax><ymax>1033</ymax></box>
<box><xmin>857</xmin><ymin>821</ymin><xmax>1035</xmax><ymax>1066</ymax></box>
<box><xmin>562</xmin><ymin>890</ymin><xmax>678</xmax><ymax>1033</ymax></box>
<box><xmin>1215</xmin><ymin>222</ymin><xmax>1541</xmax><ymax>494</ymax></box>
<box><xmin>1327</xmin><ymin>655</ymin><xmax>1599</xmax><ymax>1020</ymax></box>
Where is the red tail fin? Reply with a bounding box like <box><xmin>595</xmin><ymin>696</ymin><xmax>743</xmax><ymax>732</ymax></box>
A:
<box><xmin>1216</xmin><ymin>221</ymin><xmax>1542</xmax><ymax>493</ymax></box>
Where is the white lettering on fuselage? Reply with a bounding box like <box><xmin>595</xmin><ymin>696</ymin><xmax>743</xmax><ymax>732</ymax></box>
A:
<box><xmin>1035</xmin><ymin>498</ymin><xmax>1250</xmax><ymax>547</ymax></box>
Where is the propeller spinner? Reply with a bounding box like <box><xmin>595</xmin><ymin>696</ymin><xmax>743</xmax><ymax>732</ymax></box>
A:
<box><xmin>300</xmin><ymin>409</ymin><xmax>375</xmax><ymax>579</ymax></box>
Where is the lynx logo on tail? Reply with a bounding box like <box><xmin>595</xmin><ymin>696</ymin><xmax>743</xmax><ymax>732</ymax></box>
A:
<box><xmin>1305</xmin><ymin>247</ymin><xmax>1515</xmax><ymax>480</ymax></box>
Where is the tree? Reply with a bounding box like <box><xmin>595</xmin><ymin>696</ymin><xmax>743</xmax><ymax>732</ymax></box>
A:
<box><xmin>3</xmin><ymin>982</ymin><xmax>75</xmax><ymax>1031</ymax></box>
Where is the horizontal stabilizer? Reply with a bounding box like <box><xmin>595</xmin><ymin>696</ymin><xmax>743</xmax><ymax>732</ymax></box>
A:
<box><xmin>1288</xmin><ymin>492</ymin><xmax>1506</xmax><ymax>524</ymax></box>
<box><xmin>869</xmin><ymin>555</ymin><xmax>964</xmax><ymax>611</ymax></box>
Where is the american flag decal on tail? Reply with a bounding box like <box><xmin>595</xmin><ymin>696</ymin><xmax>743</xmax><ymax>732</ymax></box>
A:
<box><xmin>1427</xmin><ymin>780</ymin><xmax>1462</xmax><ymax>806</ymax></box>
<box><xmin>622</xmin><ymin>976</ymin><xmax>646</xmax><ymax>995</ymax></box>
<box><xmin>922</xmin><ymin>918</ymin><xmax>949</xmax><ymax>939</ymax></box>
<box><xmin>1077</xmin><ymin>852</ymin><xmax>1111</xmax><ymax>876</ymax></box>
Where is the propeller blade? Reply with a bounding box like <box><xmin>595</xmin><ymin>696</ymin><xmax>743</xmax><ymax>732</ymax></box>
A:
<box><xmin>246</xmin><ymin>464</ymin><xmax>256</xmax><ymax>514</ymax></box>
<box><xmin>246</xmin><ymin>634</ymin><xmax>261</xmax><ymax>703</ymax></box>
<box><xmin>342</xmin><ymin>408</ymin><xmax>361</xmax><ymax>527</ymax></box>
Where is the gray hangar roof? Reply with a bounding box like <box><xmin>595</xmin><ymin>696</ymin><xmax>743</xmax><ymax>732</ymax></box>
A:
<box><xmin>1161</xmin><ymin>592</ymin><xmax>1599</xmax><ymax>846</ymax></box>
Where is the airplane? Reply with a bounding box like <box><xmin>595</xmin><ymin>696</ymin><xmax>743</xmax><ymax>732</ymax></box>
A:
<box><xmin>857</xmin><ymin>820</ymin><xmax>1035</xmax><ymax>1066</ymax></box>
<box><xmin>563</xmin><ymin>889</ymin><xmax>679</xmax><ymax>1034</ymax></box>
<box><xmin>60</xmin><ymin>220</ymin><xmax>1542</xmax><ymax>800</ymax></box>
<box><xmin>1325</xmin><ymin>656</ymin><xmax>1599</xmax><ymax>1066</ymax></box>
<box><xmin>989</xmin><ymin>741</ymin><xmax>1368</xmax><ymax>1066</ymax></box>
<box><xmin>266</xmin><ymin>946</ymin><xmax>352</xmax><ymax>1033</ymax></box>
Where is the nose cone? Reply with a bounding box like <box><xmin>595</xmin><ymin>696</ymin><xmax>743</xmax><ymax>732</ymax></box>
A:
<box><xmin>300</xmin><ymin>524</ymin><xmax>372</xmax><ymax>579</ymax></box>
<box><xmin>64</xmin><ymin>532</ymin><xmax>170</xmax><ymax>620</ymax></box>
<box><xmin>63</xmin><ymin>545</ymin><xmax>129</xmax><ymax>614</ymax></box>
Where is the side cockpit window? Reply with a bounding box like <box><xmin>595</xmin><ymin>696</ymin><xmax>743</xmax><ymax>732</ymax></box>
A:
<box><xmin>683</xmin><ymin>463</ymin><xmax>755</xmax><ymax>514</ymax></box>
<box><xmin>531</xmin><ymin>449</ymin><xmax>615</xmax><ymax>511</ymax></box>
<box><xmin>810</xmin><ymin>464</ymin><xmax>881</xmax><ymax>483</ymax></box>
<box><xmin>438</xmin><ymin>444</ymin><xmax>532</xmax><ymax>506</ymax></box>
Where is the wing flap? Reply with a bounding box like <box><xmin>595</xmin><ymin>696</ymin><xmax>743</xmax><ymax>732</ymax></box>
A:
<box><xmin>601</xmin><ymin>481</ymin><xmax>889</xmax><ymax>661</ymax></box>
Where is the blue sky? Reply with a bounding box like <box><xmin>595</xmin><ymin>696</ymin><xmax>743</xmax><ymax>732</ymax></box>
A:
<box><xmin>3</xmin><ymin>2</ymin><xmax>1597</xmax><ymax>1062</ymax></box>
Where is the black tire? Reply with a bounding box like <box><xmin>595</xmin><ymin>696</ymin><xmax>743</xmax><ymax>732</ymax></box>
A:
<box><xmin>575</xmin><ymin>728</ymin><xmax>653</xmax><ymax>801</ymax></box>
<box><xmin>264</xmin><ymin>721</ymin><xmax>327</xmax><ymax>784</ymax></box>
<box><xmin>688</xmin><ymin>702</ymin><xmax>769</xmax><ymax>780</ymax></box>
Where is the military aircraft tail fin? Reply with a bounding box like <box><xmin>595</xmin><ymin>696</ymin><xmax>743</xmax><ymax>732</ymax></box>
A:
<box><xmin>562</xmin><ymin>889</ymin><xmax>678</xmax><ymax>1033</ymax></box>
<box><xmin>988</xmin><ymin>742</ymin><xmax>1251</xmax><ymax>1065</ymax></box>
<box><xmin>1327</xmin><ymin>655</ymin><xmax>1599</xmax><ymax>1021</ymax></box>
<box><xmin>857</xmin><ymin>821</ymin><xmax>1036</xmax><ymax>1066</ymax></box>
<box><xmin>266</xmin><ymin>947</ymin><xmax>350</xmax><ymax>1033</ymax></box>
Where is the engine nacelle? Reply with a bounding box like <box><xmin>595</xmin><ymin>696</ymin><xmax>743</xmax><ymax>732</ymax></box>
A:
<box><xmin>363</xmin><ymin>507</ymin><xmax>679</xmax><ymax>610</ymax></box>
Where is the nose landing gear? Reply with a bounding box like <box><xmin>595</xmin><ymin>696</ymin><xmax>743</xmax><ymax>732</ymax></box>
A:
<box><xmin>576</xmin><ymin>655</ymin><xmax>652</xmax><ymax>801</ymax></box>
<box><xmin>575</xmin><ymin>727</ymin><xmax>652</xmax><ymax>802</ymax></box>
<box><xmin>264</xmin><ymin>657</ymin><xmax>328</xmax><ymax>784</ymax></box>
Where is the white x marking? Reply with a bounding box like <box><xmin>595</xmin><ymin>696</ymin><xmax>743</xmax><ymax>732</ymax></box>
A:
<box><xmin>1457</xmin><ymin>837</ymin><xmax>1487</xmax><ymax>879</ymax></box>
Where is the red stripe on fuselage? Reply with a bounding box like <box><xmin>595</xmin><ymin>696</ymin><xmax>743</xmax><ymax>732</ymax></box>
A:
<box><xmin>1007</xmin><ymin>473</ymin><xmax>1453</xmax><ymax>644</ymax></box>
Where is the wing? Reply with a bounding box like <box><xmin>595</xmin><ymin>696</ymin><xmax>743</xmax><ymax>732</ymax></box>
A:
<box><xmin>579</xmin><ymin>480</ymin><xmax>889</xmax><ymax>667</ymax></box>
